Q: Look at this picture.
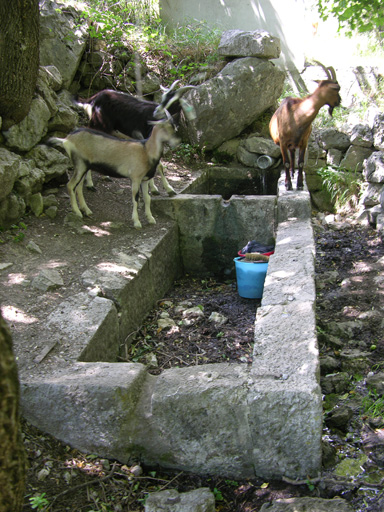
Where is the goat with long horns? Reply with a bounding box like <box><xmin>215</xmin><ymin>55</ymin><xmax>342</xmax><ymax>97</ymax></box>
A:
<box><xmin>269</xmin><ymin>62</ymin><xmax>341</xmax><ymax>190</ymax></box>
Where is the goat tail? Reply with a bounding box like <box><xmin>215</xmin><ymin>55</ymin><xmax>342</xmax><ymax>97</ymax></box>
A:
<box><xmin>45</xmin><ymin>136</ymin><xmax>66</xmax><ymax>148</ymax></box>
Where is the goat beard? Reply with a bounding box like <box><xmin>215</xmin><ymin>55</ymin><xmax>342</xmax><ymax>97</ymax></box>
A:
<box><xmin>328</xmin><ymin>106</ymin><xmax>334</xmax><ymax>116</ymax></box>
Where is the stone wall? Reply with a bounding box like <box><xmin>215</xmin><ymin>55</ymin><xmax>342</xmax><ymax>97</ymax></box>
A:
<box><xmin>0</xmin><ymin>1</ymin><xmax>384</xmax><ymax>229</ymax></box>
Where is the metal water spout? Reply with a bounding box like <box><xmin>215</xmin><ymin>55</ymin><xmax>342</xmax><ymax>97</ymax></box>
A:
<box><xmin>257</xmin><ymin>155</ymin><xmax>274</xmax><ymax>169</ymax></box>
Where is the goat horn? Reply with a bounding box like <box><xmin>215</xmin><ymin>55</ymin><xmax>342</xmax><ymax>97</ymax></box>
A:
<box><xmin>312</xmin><ymin>60</ymin><xmax>333</xmax><ymax>80</ymax></box>
<box><xmin>168</xmin><ymin>80</ymin><xmax>181</xmax><ymax>91</ymax></box>
<box><xmin>327</xmin><ymin>66</ymin><xmax>337</xmax><ymax>81</ymax></box>
<box><xmin>174</xmin><ymin>85</ymin><xmax>197</xmax><ymax>97</ymax></box>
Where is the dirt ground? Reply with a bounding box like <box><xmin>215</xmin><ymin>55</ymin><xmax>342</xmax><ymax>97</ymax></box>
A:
<box><xmin>1</xmin><ymin>161</ymin><xmax>384</xmax><ymax>510</ymax></box>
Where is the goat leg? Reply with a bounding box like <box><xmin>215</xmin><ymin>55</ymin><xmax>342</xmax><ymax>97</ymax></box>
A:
<box><xmin>281</xmin><ymin>146</ymin><xmax>293</xmax><ymax>190</ymax></box>
<box><xmin>297</xmin><ymin>147</ymin><xmax>306</xmax><ymax>190</ymax></box>
<box><xmin>141</xmin><ymin>180</ymin><xmax>156</xmax><ymax>225</ymax></box>
<box><xmin>157</xmin><ymin>163</ymin><xmax>176</xmax><ymax>196</ymax></box>
<box><xmin>131</xmin><ymin>180</ymin><xmax>142</xmax><ymax>229</ymax></box>
<box><xmin>85</xmin><ymin>170</ymin><xmax>96</xmax><ymax>191</ymax></box>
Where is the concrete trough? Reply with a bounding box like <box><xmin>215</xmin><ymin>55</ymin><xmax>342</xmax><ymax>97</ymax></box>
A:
<box><xmin>20</xmin><ymin>171</ymin><xmax>321</xmax><ymax>480</ymax></box>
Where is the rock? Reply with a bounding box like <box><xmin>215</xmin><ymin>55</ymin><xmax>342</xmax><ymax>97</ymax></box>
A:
<box><xmin>0</xmin><ymin>148</ymin><xmax>22</xmax><ymax>201</ymax></box>
<box><xmin>27</xmin><ymin>144</ymin><xmax>70</xmax><ymax>183</ymax></box>
<box><xmin>0</xmin><ymin>263</ymin><xmax>13</xmax><ymax>272</ymax></box>
<box><xmin>339</xmin><ymin>145</ymin><xmax>373</xmax><ymax>172</ymax></box>
<box><xmin>158</xmin><ymin>318</ymin><xmax>177</xmax><ymax>330</ymax></box>
<box><xmin>32</xmin><ymin>268</ymin><xmax>64</xmax><ymax>291</ymax></box>
<box><xmin>325</xmin><ymin>403</ymin><xmax>354</xmax><ymax>432</ymax></box>
<box><xmin>241</xmin><ymin>135</ymin><xmax>281</xmax><ymax>158</ymax></box>
<box><xmin>27</xmin><ymin>241</ymin><xmax>42</xmax><ymax>254</ymax></box>
<box><xmin>182</xmin><ymin>57</ymin><xmax>285</xmax><ymax>150</ymax></box>
<box><xmin>339</xmin><ymin>349</ymin><xmax>370</xmax><ymax>374</ymax></box>
<box><xmin>318</xmin><ymin>128</ymin><xmax>351</xmax><ymax>151</ymax></box>
<box><xmin>29</xmin><ymin>193</ymin><xmax>44</xmax><ymax>217</ymax></box>
<box><xmin>361</xmin><ymin>424</ymin><xmax>384</xmax><ymax>466</ymax></box>
<box><xmin>182</xmin><ymin>306</ymin><xmax>204</xmax><ymax>325</ymax></box>
<box><xmin>48</xmin><ymin>98</ymin><xmax>78</xmax><ymax>133</ymax></box>
<box><xmin>43</xmin><ymin>194</ymin><xmax>59</xmax><ymax>209</ymax></box>
<box><xmin>218</xmin><ymin>29</ymin><xmax>281</xmax><ymax>59</ymax></box>
<box><xmin>327</xmin><ymin>148</ymin><xmax>343</xmax><ymax>166</ymax></box>
<box><xmin>0</xmin><ymin>193</ymin><xmax>26</xmax><ymax>228</ymax></box>
<box><xmin>145</xmin><ymin>488</ymin><xmax>215</xmax><ymax>512</ymax></box>
<box><xmin>363</xmin><ymin>151</ymin><xmax>384</xmax><ymax>183</ymax></box>
<box><xmin>366</xmin><ymin>371</ymin><xmax>384</xmax><ymax>395</ymax></box>
<box><xmin>360</xmin><ymin>182</ymin><xmax>383</xmax><ymax>207</ymax></box>
<box><xmin>208</xmin><ymin>312</ymin><xmax>228</xmax><ymax>325</ymax></box>
<box><xmin>334</xmin><ymin>453</ymin><xmax>368</xmax><ymax>478</ymax></box>
<box><xmin>45</xmin><ymin>206</ymin><xmax>58</xmax><ymax>219</ymax></box>
<box><xmin>259</xmin><ymin>497</ymin><xmax>354</xmax><ymax>512</ymax></box>
<box><xmin>39</xmin><ymin>0</ymin><xmax>88</xmax><ymax>88</ymax></box>
<box><xmin>321</xmin><ymin>372</ymin><xmax>351</xmax><ymax>395</ymax></box>
<box><xmin>3</xmin><ymin>96</ymin><xmax>51</xmax><ymax>152</ymax></box>
<box><xmin>350</xmin><ymin>123</ymin><xmax>373</xmax><ymax>147</ymax></box>
<box><xmin>320</xmin><ymin>355</ymin><xmax>340</xmax><ymax>375</ymax></box>
<box><xmin>322</xmin><ymin>439</ymin><xmax>337</xmax><ymax>469</ymax></box>
<box><xmin>372</xmin><ymin>112</ymin><xmax>384</xmax><ymax>150</ymax></box>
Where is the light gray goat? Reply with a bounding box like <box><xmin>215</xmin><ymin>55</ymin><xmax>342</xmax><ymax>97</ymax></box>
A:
<box><xmin>50</xmin><ymin>118</ymin><xmax>180</xmax><ymax>229</ymax></box>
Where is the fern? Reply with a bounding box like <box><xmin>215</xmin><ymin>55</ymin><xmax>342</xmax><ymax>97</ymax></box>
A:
<box><xmin>317</xmin><ymin>166</ymin><xmax>363</xmax><ymax>211</ymax></box>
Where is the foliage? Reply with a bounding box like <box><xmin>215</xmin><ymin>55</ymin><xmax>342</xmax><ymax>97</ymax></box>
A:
<box><xmin>317</xmin><ymin>0</ymin><xmax>384</xmax><ymax>36</ymax></box>
<box><xmin>73</xmin><ymin>0</ymin><xmax>221</xmax><ymax>86</ymax></box>
<box><xmin>29</xmin><ymin>492</ymin><xmax>49</xmax><ymax>510</ymax></box>
<box><xmin>317</xmin><ymin>166</ymin><xmax>363</xmax><ymax>211</ymax></box>
<box><xmin>362</xmin><ymin>390</ymin><xmax>384</xmax><ymax>425</ymax></box>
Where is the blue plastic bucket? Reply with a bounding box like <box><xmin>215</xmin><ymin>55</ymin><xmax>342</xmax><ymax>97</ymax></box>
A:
<box><xmin>234</xmin><ymin>257</ymin><xmax>268</xmax><ymax>299</ymax></box>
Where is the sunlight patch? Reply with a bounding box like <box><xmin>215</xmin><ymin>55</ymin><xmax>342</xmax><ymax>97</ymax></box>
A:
<box><xmin>1</xmin><ymin>305</ymin><xmax>38</xmax><ymax>324</ymax></box>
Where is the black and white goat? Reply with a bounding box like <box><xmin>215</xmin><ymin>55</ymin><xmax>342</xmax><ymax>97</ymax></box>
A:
<box><xmin>49</xmin><ymin>117</ymin><xmax>180</xmax><ymax>229</ymax></box>
<box><xmin>75</xmin><ymin>80</ymin><xmax>195</xmax><ymax>195</ymax></box>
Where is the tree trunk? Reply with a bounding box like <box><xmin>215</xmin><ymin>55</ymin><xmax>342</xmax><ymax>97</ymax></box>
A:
<box><xmin>0</xmin><ymin>313</ymin><xmax>26</xmax><ymax>512</ymax></box>
<box><xmin>0</xmin><ymin>0</ymin><xmax>39</xmax><ymax>129</ymax></box>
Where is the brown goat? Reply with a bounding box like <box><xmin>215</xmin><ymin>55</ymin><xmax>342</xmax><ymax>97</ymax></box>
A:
<box><xmin>269</xmin><ymin>64</ymin><xmax>341</xmax><ymax>190</ymax></box>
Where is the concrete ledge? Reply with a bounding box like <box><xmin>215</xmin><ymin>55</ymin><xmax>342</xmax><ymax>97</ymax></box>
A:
<box><xmin>20</xmin><ymin>172</ymin><xmax>321</xmax><ymax>480</ymax></box>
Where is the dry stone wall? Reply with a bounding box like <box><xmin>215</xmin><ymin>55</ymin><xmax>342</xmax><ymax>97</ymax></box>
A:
<box><xmin>0</xmin><ymin>1</ymin><xmax>383</xmax><ymax>229</ymax></box>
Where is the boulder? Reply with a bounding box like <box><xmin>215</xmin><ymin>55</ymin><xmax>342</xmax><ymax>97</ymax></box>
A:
<box><xmin>339</xmin><ymin>145</ymin><xmax>373</xmax><ymax>172</ymax></box>
<box><xmin>3</xmin><ymin>96</ymin><xmax>51</xmax><ymax>152</ymax></box>
<box><xmin>373</xmin><ymin>112</ymin><xmax>384</xmax><ymax>150</ymax></box>
<box><xmin>0</xmin><ymin>149</ymin><xmax>23</xmax><ymax>201</ymax></box>
<box><xmin>145</xmin><ymin>488</ymin><xmax>215</xmax><ymax>512</ymax></box>
<box><xmin>363</xmin><ymin>151</ymin><xmax>384</xmax><ymax>183</ymax></box>
<box><xmin>259</xmin><ymin>497</ymin><xmax>354</xmax><ymax>512</ymax></box>
<box><xmin>182</xmin><ymin>57</ymin><xmax>285</xmax><ymax>150</ymax></box>
<box><xmin>26</xmin><ymin>145</ymin><xmax>70</xmax><ymax>183</ymax></box>
<box><xmin>39</xmin><ymin>0</ymin><xmax>87</xmax><ymax>88</ymax></box>
<box><xmin>318</xmin><ymin>128</ymin><xmax>351</xmax><ymax>151</ymax></box>
<box><xmin>350</xmin><ymin>123</ymin><xmax>373</xmax><ymax>147</ymax></box>
<box><xmin>218</xmin><ymin>29</ymin><xmax>281</xmax><ymax>59</ymax></box>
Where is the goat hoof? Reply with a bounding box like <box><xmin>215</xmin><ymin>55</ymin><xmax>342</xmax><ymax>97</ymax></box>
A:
<box><xmin>150</xmin><ymin>190</ymin><xmax>160</xmax><ymax>196</ymax></box>
<box><xmin>167</xmin><ymin>189</ymin><xmax>177</xmax><ymax>197</ymax></box>
<box><xmin>86</xmin><ymin>186</ymin><xmax>97</xmax><ymax>192</ymax></box>
<box><xmin>285</xmin><ymin>183</ymin><xmax>293</xmax><ymax>191</ymax></box>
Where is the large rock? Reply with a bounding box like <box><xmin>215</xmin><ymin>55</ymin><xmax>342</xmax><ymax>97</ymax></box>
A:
<box><xmin>373</xmin><ymin>112</ymin><xmax>384</xmax><ymax>150</ymax></box>
<box><xmin>3</xmin><ymin>96</ymin><xmax>51</xmax><ymax>152</ymax></box>
<box><xmin>339</xmin><ymin>145</ymin><xmax>373</xmax><ymax>172</ymax></box>
<box><xmin>0</xmin><ymin>149</ymin><xmax>22</xmax><ymax>201</ymax></box>
<box><xmin>145</xmin><ymin>488</ymin><xmax>215</xmax><ymax>512</ymax></box>
<box><xmin>218</xmin><ymin>29</ymin><xmax>281</xmax><ymax>59</ymax></box>
<box><xmin>363</xmin><ymin>151</ymin><xmax>384</xmax><ymax>183</ymax></box>
<box><xmin>39</xmin><ymin>0</ymin><xmax>87</xmax><ymax>88</ymax></box>
<box><xmin>259</xmin><ymin>497</ymin><xmax>354</xmax><ymax>512</ymax></box>
<box><xmin>182</xmin><ymin>57</ymin><xmax>285</xmax><ymax>150</ymax></box>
